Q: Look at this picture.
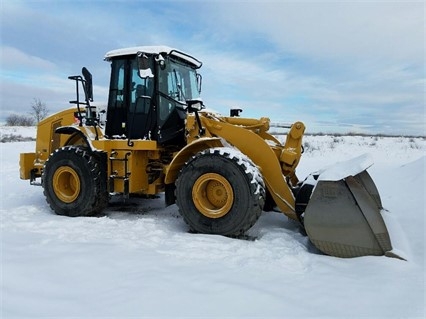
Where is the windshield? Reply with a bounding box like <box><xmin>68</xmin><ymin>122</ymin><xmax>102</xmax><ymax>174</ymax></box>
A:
<box><xmin>158</xmin><ymin>58</ymin><xmax>200</xmax><ymax>103</ymax></box>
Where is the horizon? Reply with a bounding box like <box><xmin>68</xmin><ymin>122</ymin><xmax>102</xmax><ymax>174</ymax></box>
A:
<box><xmin>1</xmin><ymin>120</ymin><xmax>425</xmax><ymax>138</ymax></box>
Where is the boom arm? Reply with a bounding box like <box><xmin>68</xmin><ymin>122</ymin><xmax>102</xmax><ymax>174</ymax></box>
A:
<box><xmin>186</xmin><ymin>112</ymin><xmax>305</xmax><ymax>220</ymax></box>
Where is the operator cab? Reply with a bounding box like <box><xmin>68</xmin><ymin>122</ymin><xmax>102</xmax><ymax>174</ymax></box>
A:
<box><xmin>103</xmin><ymin>46</ymin><xmax>203</xmax><ymax>146</ymax></box>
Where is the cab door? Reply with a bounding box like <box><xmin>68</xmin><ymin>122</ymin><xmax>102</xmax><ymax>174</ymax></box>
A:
<box><xmin>105</xmin><ymin>56</ymin><xmax>155</xmax><ymax>139</ymax></box>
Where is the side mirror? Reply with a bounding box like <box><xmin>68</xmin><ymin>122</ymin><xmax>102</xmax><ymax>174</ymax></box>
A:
<box><xmin>187</xmin><ymin>99</ymin><xmax>204</xmax><ymax>113</ymax></box>
<box><xmin>137</xmin><ymin>52</ymin><xmax>154</xmax><ymax>78</ymax></box>
<box><xmin>230</xmin><ymin>108</ymin><xmax>242</xmax><ymax>117</ymax></box>
<box><xmin>82</xmin><ymin>67</ymin><xmax>93</xmax><ymax>102</ymax></box>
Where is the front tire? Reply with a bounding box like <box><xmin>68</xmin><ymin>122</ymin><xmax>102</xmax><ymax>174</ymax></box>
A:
<box><xmin>176</xmin><ymin>147</ymin><xmax>265</xmax><ymax>236</ymax></box>
<box><xmin>42</xmin><ymin>146</ymin><xmax>108</xmax><ymax>217</ymax></box>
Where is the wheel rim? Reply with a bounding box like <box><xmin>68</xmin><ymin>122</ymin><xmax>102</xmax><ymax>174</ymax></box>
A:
<box><xmin>192</xmin><ymin>173</ymin><xmax>234</xmax><ymax>218</ymax></box>
<box><xmin>52</xmin><ymin>166</ymin><xmax>81</xmax><ymax>203</ymax></box>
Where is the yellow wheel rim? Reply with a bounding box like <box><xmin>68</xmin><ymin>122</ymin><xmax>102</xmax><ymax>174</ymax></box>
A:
<box><xmin>52</xmin><ymin>166</ymin><xmax>81</xmax><ymax>203</ymax></box>
<box><xmin>192</xmin><ymin>173</ymin><xmax>234</xmax><ymax>219</ymax></box>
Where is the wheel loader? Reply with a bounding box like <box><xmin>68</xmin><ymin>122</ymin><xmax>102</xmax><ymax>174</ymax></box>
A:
<box><xmin>20</xmin><ymin>45</ymin><xmax>396</xmax><ymax>258</ymax></box>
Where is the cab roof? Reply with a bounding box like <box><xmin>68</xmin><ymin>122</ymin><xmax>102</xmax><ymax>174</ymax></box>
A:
<box><xmin>104</xmin><ymin>45</ymin><xmax>202</xmax><ymax>68</ymax></box>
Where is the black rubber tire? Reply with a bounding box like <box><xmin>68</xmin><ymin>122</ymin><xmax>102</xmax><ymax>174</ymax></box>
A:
<box><xmin>263</xmin><ymin>189</ymin><xmax>276</xmax><ymax>212</ymax></box>
<box><xmin>90</xmin><ymin>150</ymin><xmax>110</xmax><ymax>215</ymax></box>
<box><xmin>42</xmin><ymin>146</ymin><xmax>108</xmax><ymax>217</ymax></box>
<box><xmin>175</xmin><ymin>147</ymin><xmax>265</xmax><ymax>236</ymax></box>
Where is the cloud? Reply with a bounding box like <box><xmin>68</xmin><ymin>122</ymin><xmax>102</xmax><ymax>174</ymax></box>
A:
<box><xmin>0</xmin><ymin>1</ymin><xmax>424</xmax><ymax>135</ymax></box>
<box><xmin>188</xmin><ymin>1</ymin><xmax>424</xmax><ymax>135</ymax></box>
<box><xmin>202</xmin><ymin>1</ymin><xmax>423</xmax><ymax>63</ymax></box>
<box><xmin>1</xmin><ymin>46</ymin><xmax>57</xmax><ymax>71</ymax></box>
<box><xmin>0</xmin><ymin>45</ymin><xmax>108</xmax><ymax>120</ymax></box>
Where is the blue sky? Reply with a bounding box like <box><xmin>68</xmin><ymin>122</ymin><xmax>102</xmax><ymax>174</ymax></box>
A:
<box><xmin>1</xmin><ymin>0</ymin><xmax>424</xmax><ymax>135</ymax></box>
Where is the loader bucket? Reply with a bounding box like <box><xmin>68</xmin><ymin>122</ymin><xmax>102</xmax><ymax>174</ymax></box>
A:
<box><xmin>301</xmin><ymin>155</ymin><xmax>394</xmax><ymax>258</ymax></box>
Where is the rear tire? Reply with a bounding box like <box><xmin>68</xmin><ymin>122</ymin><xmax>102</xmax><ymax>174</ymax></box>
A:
<box><xmin>176</xmin><ymin>147</ymin><xmax>265</xmax><ymax>236</ymax></box>
<box><xmin>42</xmin><ymin>146</ymin><xmax>108</xmax><ymax>217</ymax></box>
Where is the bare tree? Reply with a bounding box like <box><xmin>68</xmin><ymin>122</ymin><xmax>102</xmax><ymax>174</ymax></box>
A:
<box><xmin>30</xmin><ymin>98</ymin><xmax>49</xmax><ymax>123</ymax></box>
<box><xmin>6</xmin><ymin>114</ymin><xmax>35</xmax><ymax>126</ymax></box>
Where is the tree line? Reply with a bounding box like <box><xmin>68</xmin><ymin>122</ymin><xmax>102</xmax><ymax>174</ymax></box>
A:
<box><xmin>5</xmin><ymin>98</ymin><xmax>49</xmax><ymax>126</ymax></box>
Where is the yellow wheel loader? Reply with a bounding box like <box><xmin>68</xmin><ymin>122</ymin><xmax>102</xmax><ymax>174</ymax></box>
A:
<box><xmin>20</xmin><ymin>46</ymin><xmax>395</xmax><ymax>258</ymax></box>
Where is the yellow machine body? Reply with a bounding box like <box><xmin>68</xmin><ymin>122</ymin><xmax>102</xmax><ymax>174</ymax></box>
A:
<box><xmin>19</xmin><ymin>45</ymin><xmax>396</xmax><ymax>259</ymax></box>
<box><xmin>20</xmin><ymin>107</ymin><xmax>304</xmax><ymax>220</ymax></box>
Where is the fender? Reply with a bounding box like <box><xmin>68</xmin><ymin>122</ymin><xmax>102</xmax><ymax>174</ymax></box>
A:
<box><xmin>164</xmin><ymin>137</ymin><xmax>224</xmax><ymax>184</ymax></box>
<box><xmin>56</xmin><ymin>126</ymin><xmax>91</xmax><ymax>149</ymax></box>
<box><xmin>56</xmin><ymin>125</ymin><xmax>104</xmax><ymax>150</ymax></box>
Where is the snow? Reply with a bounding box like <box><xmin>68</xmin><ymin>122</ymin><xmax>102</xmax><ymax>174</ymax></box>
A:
<box><xmin>1</xmin><ymin>127</ymin><xmax>425</xmax><ymax>318</ymax></box>
<box><xmin>316</xmin><ymin>153</ymin><xmax>373</xmax><ymax>181</ymax></box>
<box><xmin>105</xmin><ymin>45</ymin><xmax>176</xmax><ymax>59</ymax></box>
<box><xmin>104</xmin><ymin>46</ymin><xmax>202</xmax><ymax>68</ymax></box>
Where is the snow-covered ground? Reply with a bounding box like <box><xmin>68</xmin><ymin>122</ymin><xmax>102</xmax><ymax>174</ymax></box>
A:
<box><xmin>1</xmin><ymin>127</ymin><xmax>425</xmax><ymax>318</ymax></box>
